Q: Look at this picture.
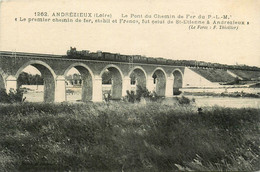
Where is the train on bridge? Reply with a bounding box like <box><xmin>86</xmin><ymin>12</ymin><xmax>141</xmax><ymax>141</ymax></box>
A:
<box><xmin>1</xmin><ymin>48</ymin><xmax>258</xmax><ymax>71</ymax></box>
<box><xmin>65</xmin><ymin>47</ymin><xmax>260</xmax><ymax>71</ymax></box>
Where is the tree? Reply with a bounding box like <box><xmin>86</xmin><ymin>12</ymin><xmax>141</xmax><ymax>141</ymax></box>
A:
<box><xmin>17</xmin><ymin>72</ymin><xmax>44</xmax><ymax>87</ymax></box>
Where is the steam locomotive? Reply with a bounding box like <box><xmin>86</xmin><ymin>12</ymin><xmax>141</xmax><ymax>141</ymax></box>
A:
<box><xmin>65</xmin><ymin>47</ymin><xmax>260</xmax><ymax>71</ymax></box>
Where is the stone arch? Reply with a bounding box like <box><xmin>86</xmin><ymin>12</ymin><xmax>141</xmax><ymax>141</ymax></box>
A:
<box><xmin>100</xmin><ymin>64</ymin><xmax>124</xmax><ymax>79</ymax></box>
<box><xmin>15</xmin><ymin>60</ymin><xmax>56</xmax><ymax>79</ymax></box>
<box><xmin>100</xmin><ymin>64</ymin><xmax>123</xmax><ymax>100</ymax></box>
<box><xmin>151</xmin><ymin>67</ymin><xmax>167</xmax><ymax>96</ymax></box>
<box><xmin>64</xmin><ymin>63</ymin><xmax>94</xmax><ymax>102</ymax></box>
<box><xmin>15</xmin><ymin>60</ymin><xmax>56</xmax><ymax>102</ymax></box>
<box><xmin>0</xmin><ymin>68</ymin><xmax>6</xmax><ymax>89</ymax></box>
<box><xmin>128</xmin><ymin>66</ymin><xmax>147</xmax><ymax>89</ymax></box>
<box><xmin>172</xmin><ymin>69</ymin><xmax>183</xmax><ymax>95</ymax></box>
<box><xmin>151</xmin><ymin>67</ymin><xmax>167</xmax><ymax>78</ymax></box>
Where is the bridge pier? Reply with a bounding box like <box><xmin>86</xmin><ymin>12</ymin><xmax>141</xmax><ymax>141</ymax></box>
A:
<box><xmin>6</xmin><ymin>75</ymin><xmax>17</xmax><ymax>93</ymax></box>
<box><xmin>55</xmin><ymin>76</ymin><xmax>66</xmax><ymax>102</ymax></box>
<box><xmin>122</xmin><ymin>77</ymin><xmax>131</xmax><ymax>97</ymax></box>
<box><xmin>165</xmin><ymin>77</ymin><xmax>174</xmax><ymax>97</ymax></box>
<box><xmin>81</xmin><ymin>73</ymin><xmax>93</xmax><ymax>102</ymax></box>
<box><xmin>146</xmin><ymin>76</ymin><xmax>155</xmax><ymax>93</ymax></box>
<box><xmin>92</xmin><ymin>76</ymin><xmax>103</xmax><ymax>102</ymax></box>
<box><xmin>0</xmin><ymin>74</ymin><xmax>5</xmax><ymax>90</ymax></box>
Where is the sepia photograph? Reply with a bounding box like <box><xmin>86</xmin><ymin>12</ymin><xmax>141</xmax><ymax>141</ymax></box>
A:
<box><xmin>0</xmin><ymin>0</ymin><xmax>259</xmax><ymax>171</ymax></box>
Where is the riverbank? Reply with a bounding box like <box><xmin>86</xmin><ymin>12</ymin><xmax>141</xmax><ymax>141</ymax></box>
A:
<box><xmin>0</xmin><ymin>102</ymin><xmax>259</xmax><ymax>171</ymax></box>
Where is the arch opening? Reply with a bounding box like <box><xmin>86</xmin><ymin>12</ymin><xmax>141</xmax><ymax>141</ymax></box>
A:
<box><xmin>17</xmin><ymin>64</ymin><xmax>55</xmax><ymax>102</ymax></box>
<box><xmin>172</xmin><ymin>70</ymin><xmax>183</xmax><ymax>95</ymax></box>
<box><xmin>101</xmin><ymin>67</ymin><xmax>122</xmax><ymax>100</ymax></box>
<box><xmin>129</xmin><ymin>68</ymin><xmax>146</xmax><ymax>92</ymax></box>
<box><xmin>152</xmin><ymin>69</ymin><xmax>166</xmax><ymax>96</ymax></box>
<box><xmin>65</xmin><ymin>66</ymin><xmax>93</xmax><ymax>102</ymax></box>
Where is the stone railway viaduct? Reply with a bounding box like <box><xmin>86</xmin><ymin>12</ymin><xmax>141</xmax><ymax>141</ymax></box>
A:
<box><xmin>0</xmin><ymin>51</ymin><xmax>184</xmax><ymax>102</ymax></box>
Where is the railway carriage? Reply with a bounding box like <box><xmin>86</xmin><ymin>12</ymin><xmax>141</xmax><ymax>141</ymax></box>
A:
<box><xmin>64</xmin><ymin>47</ymin><xmax>260</xmax><ymax>71</ymax></box>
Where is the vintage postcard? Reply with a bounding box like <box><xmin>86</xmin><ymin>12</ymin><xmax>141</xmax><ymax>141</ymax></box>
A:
<box><xmin>0</xmin><ymin>0</ymin><xmax>259</xmax><ymax>171</ymax></box>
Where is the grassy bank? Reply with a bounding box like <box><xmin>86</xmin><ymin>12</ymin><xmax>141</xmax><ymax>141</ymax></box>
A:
<box><xmin>0</xmin><ymin>102</ymin><xmax>259</xmax><ymax>171</ymax></box>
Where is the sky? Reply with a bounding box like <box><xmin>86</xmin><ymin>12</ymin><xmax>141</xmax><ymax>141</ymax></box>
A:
<box><xmin>0</xmin><ymin>0</ymin><xmax>259</xmax><ymax>68</ymax></box>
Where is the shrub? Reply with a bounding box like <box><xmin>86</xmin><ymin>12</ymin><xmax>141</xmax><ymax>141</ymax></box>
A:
<box><xmin>135</xmin><ymin>85</ymin><xmax>151</xmax><ymax>101</ymax></box>
<box><xmin>0</xmin><ymin>88</ymin><xmax>25</xmax><ymax>103</ymax></box>
<box><xmin>173</xmin><ymin>88</ymin><xmax>182</xmax><ymax>95</ymax></box>
<box><xmin>0</xmin><ymin>89</ymin><xmax>10</xmax><ymax>103</ymax></box>
<box><xmin>126</xmin><ymin>90</ymin><xmax>136</xmax><ymax>103</ymax></box>
<box><xmin>125</xmin><ymin>85</ymin><xmax>160</xmax><ymax>103</ymax></box>
<box><xmin>176</xmin><ymin>96</ymin><xmax>193</xmax><ymax>104</ymax></box>
<box><xmin>8</xmin><ymin>89</ymin><xmax>25</xmax><ymax>103</ymax></box>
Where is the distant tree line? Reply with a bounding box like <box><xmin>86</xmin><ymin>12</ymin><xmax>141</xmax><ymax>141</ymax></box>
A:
<box><xmin>17</xmin><ymin>72</ymin><xmax>44</xmax><ymax>86</ymax></box>
<box><xmin>66</xmin><ymin>72</ymin><xmax>113</xmax><ymax>84</ymax></box>
<box><xmin>66</xmin><ymin>74</ymin><xmax>82</xmax><ymax>80</ymax></box>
